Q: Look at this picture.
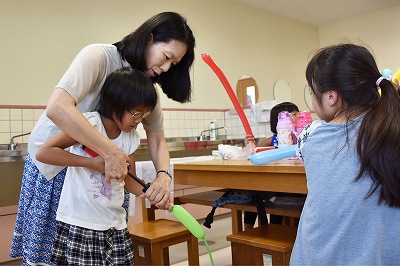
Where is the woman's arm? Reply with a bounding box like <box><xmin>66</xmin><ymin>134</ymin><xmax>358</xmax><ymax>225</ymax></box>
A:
<box><xmin>36</xmin><ymin>131</ymin><xmax>105</xmax><ymax>174</ymax></box>
<box><xmin>144</xmin><ymin>130</ymin><xmax>172</xmax><ymax>211</ymax></box>
<box><xmin>46</xmin><ymin>89</ymin><xmax>128</xmax><ymax>181</ymax></box>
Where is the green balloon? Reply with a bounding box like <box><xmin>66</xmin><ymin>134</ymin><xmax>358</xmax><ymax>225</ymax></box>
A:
<box><xmin>172</xmin><ymin>205</ymin><xmax>205</xmax><ymax>239</ymax></box>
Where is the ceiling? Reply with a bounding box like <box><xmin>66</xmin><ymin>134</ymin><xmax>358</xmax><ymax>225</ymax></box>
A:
<box><xmin>233</xmin><ymin>0</ymin><xmax>400</xmax><ymax>26</ymax></box>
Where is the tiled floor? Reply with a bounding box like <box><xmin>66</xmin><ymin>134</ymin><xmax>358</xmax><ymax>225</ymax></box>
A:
<box><xmin>1</xmin><ymin>214</ymin><xmax>235</xmax><ymax>266</ymax></box>
<box><xmin>172</xmin><ymin>246</ymin><xmax>232</xmax><ymax>266</ymax></box>
<box><xmin>170</xmin><ymin>214</ymin><xmax>233</xmax><ymax>266</ymax></box>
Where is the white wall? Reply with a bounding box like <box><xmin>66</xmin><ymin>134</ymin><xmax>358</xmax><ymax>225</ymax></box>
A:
<box><xmin>3</xmin><ymin>1</ymin><xmax>398</xmax><ymax>112</ymax></box>
<box><xmin>318</xmin><ymin>4</ymin><xmax>400</xmax><ymax>73</ymax></box>
<box><xmin>0</xmin><ymin>0</ymin><xmax>319</xmax><ymax>110</ymax></box>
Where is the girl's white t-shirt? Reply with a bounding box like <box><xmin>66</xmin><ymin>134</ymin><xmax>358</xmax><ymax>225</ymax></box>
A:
<box><xmin>56</xmin><ymin>111</ymin><xmax>139</xmax><ymax>231</ymax></box>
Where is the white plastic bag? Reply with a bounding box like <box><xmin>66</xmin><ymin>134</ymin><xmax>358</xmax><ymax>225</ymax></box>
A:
<box><xmin>217</xmin><ymin>143</ymin><xmax>255</xmax><ymax>160</ymax></box>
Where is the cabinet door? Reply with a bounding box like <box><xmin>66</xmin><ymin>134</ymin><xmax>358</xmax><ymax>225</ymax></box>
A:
<box><xmin>0</xmin><ymin>213</ymin><xmax>17</xmax><ymax>263</ymax></box>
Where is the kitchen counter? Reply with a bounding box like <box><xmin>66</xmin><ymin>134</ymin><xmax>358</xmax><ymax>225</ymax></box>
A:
<box><xmin>134</xmin><ymin>137</ymin><xmax>245</xmax><ymax>161</ymax></box>
<box><xmin>135</xmin><ymin>147</ymin><xmax>215</xmax><ymax>161</ymax></box>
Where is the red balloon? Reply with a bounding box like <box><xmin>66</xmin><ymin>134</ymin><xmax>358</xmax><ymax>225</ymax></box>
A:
<box><xmin>202</xmin><ymin>53</ymin><xmax>254</xmax><ymax>138</ymax></box>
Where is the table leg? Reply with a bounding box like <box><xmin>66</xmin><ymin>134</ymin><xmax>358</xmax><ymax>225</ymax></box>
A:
<box><xmin>231</xmin><ymin>209</ymin><xmax>242</xmax><ymax>233</ymax></box>
<box><xmin>187</xmin><ymin>235</ymin><xmax>200</xmax><ymax>265</ymax></box>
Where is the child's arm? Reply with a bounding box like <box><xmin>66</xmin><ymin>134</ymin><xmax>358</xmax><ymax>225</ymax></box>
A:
<box><xmin>124</xmin><ymin>154</ymin><xmax>145</xmax><ymax>196</ymax></box>
<box><xmin>36</xmin><ymin>131</ymin><xmax>105</xmax><ymax>174</ymax></box>
<box><xmin>244</xmin><ymin>134</ymin><xmax>256</xmax><ymax>146</ymax></box>
<box><xmin>258</xmin><ymin>136</ymin><xmax>272</xmax><ymax>147</ymax></box>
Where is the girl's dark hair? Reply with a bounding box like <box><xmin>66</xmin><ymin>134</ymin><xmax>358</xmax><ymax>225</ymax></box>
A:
<box><xmin>270</xmin><ymin>102</ymin><xmax>299</xmax><ymax>133</ymax></box>
<box><xmin>99</xmin><ymin>67</ymin><xmax>157</xmax><ymax>122</ymax></box>
<box><xmin>114</xmin><ymin>12</ymin><xmax>196</xmax><ymax>103</ymax></box>
<box><xmin>306</xmin><ymin>43</ymin><xmax>400</xmax><ymax>207</ymax></box>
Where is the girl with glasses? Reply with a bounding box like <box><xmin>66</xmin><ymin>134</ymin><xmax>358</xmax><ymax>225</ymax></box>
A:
<box><xmin>36</xmin><ymin>67</ymin><xmax>156</xmax><ymax>265</ymax></box>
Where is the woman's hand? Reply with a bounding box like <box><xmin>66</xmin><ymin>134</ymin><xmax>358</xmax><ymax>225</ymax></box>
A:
<box><xmin>142</xmin><ymin>131</ymin><xmax>173</xmax><ymax>210</ymax></box>
<box><xmin>47</xmin><ymin>89</ymin><xmax>129</xmax><ymax>183</ymax></box>
<box><xmin>140</xmin><ymin>172</ymin><xmax>172</xmax><ymax>210</ymax></box>
<box><xmin>104</xmin><ymin>149</ymin><xmax>129</xmax><ymax>183</ymax></box>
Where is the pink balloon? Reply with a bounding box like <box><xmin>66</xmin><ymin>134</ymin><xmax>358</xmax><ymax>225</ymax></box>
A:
<box><xmin>202</xmin><ymin>53</ymin><xmax>254</xmax><ymax>137</ymax></box>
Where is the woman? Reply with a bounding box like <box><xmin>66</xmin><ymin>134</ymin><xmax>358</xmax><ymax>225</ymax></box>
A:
<box><xmin>10</xmin><ymin>11</ymin><xmax>195</xmax><ymax>266</ymax></box>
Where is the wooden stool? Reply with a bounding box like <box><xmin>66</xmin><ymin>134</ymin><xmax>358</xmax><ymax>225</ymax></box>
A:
<box><xmin>226</xmin><ymin>224</ymin><xmax>297</xmax><ymax>266</ymax></box>
<box><xmin>128</xmin><ymin>219</ymin><xmax>199</xmax><ymax>266</ymax></box>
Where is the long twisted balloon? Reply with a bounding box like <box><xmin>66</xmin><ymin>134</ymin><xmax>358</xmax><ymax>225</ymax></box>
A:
<box><xmin>202</xmin><ymin>53</ymin><xmax>254</xmax><ymax>137</ymax></box>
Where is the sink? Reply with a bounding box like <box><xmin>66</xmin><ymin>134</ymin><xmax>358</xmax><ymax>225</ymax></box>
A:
<box><xmin>135</xmin><ymin>137</ymin><xmax>248</xmax><ymax>161</ymax></box>
<box><xmin>0</xmin><ymin>144</ymin><xmax>27</xmax><ymax>162</ymax></box>
<box><xmin>0</xmin><ymin>137</ymin><xmax>249</xmax><ymax>162</ymax></box>
<box><xmin>138</xmin><ymin>136</ymin><xmax>245</xmax><ymax>151</ymax></box>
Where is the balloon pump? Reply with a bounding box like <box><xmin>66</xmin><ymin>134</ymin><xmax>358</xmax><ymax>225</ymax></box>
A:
<box><xmin>126</xmin><ymin>167</ymin><xmax>215</xmax><ymax>265</ymax></box>
<box><xmin>82</xmin><ymin>146</ymin><xmax>215</xmax><ymax>265</ymax></box>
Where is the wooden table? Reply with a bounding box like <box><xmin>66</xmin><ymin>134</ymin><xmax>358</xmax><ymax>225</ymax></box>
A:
<box><xmin>142</xmin><ymin>158</ymin><xmax>307</xmax><ymax>229</ymax></box>
<box><xmin>173</xmin><ymin>158</ymin><xmax>307</xmax><ymax>233</ymax></box>
<box><xmin>173</xmin><ymin>158</ymin><xmax>307</xmax><ymax>194</ymax></box>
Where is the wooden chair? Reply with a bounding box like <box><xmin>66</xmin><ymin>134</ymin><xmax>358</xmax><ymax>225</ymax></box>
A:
<box><xmin>128</xmin><ymin>218</ymin><xmax>199</xmax><ymax>266</ymax></box>
<box><xmin>226</xmin><ymin>224</ymin><xmax>297</xmax><ymax>266</ymax></box>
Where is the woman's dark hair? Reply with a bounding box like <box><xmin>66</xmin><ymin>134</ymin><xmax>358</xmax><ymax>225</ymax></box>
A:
<box><xmin>270</xmin><ymin>102</ymin><xmax>299</xmax><ymax>133</ymax></box>
<box><xmin>114</xmin><ymin>12</ymin><xmax>195</xmax><ymax>103</ymax></box>
<box><xmin>306</xmin><ymin>43</ymin><xmax>400</xmax><ymax>207</ymax></box>
<box><xmin>99</xmin><ymin>67</ymin><xmax>157</xmax><ymax>122</ymax></box>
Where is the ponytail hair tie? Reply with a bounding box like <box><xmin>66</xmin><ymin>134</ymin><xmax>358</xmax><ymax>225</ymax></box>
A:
<box><xmin>376</xmin><ymin>69</ymin><xmax>392</xmax><ymax>86</ymax></box>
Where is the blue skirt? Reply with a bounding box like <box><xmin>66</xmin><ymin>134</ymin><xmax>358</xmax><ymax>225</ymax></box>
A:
<box><xmin>10</xmin><ymin>152</ymin><xmax>66</xmax><ymax>265</ymax></box>
<box><xmin>9</xmin><ymin>152</ymin><xmax>130</xmax><ymax>266</ymax></box>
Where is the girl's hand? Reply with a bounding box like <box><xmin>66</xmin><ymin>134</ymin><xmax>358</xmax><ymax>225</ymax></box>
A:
<box><xmin>244</xmin><ymin>134</ymin><xmax>256</xmax><ymax>146</ymax></box>
<box><xmin>91</xmin><ymin>156</ymin><xmax>106</xmax><ymax>174</ymax></box>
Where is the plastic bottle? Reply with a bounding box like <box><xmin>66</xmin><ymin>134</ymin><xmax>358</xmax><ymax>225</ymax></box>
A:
<box><xmin>276</xmin><ymin>111</ymin><xmax>293</xmax><ymax>148</ymax></box>
<box><xmin>209</xmin><ymin>121</ymin><xmax>216</xmax><ymax>141</ymax></box>
<box><xmin>295</xmin><ymin>111</ymin><xmax>313</xmax><ymax>136</ymax></box>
